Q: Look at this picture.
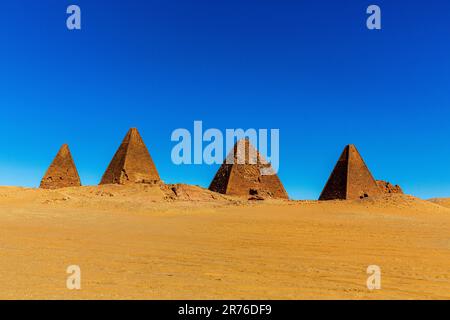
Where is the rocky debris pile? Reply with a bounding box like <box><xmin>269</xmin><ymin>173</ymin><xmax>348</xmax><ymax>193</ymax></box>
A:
<box><xmin>162</xmin><ymin>184</ymin><xmax>233</xmax><ymax>202</ymax></box>
<box><xmin>376</xmin><ymin>180</ymin><xmax>403</xmax><ymax>194</ymax></box>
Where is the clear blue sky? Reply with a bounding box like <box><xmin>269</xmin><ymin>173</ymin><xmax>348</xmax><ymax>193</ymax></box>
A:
<box><xmin>1</xmin><ymin>0</ymin><xmax>449</xmax><ymax>199</ymax></box>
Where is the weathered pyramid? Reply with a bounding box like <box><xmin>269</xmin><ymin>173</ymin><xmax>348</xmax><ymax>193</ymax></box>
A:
<box><xmin>100</xmin><ymin>128</ymin><xmax>160</xmax><ymax>185</ymax></box>
<box><xmin>209</xmin><ymin>139</ymin><xmax>289</xmax><ymax>199</ymax></box>
<box><xmin>40</xmin><ymin>144</ymin><xmax>81</xmax><ymax>189</ymax></box>
<box><xmin>319</xmin><ymin>144</ymin><xmax>381</xmax><ymax>200</ymax></box>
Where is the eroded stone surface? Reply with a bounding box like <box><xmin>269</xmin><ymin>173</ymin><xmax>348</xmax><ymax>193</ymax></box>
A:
<box><xmin>209</xmin><ymin>139</ymin><xmax>289</xmax><ymax>200</ymax></box>
<box><xmin>40</xmin><ymin>144</ymin><xmax>81</xmax><ymax>189</ymax></box>
<box><xmin>100</xmin><ymin>128</ymin><xmax>160</xmax><ymax>185</ymax></box>
<box><xmin>319</xmin><ymin>144</ymin><xmax>381</xmax><ymax>200</ymax></box>
<box><xmin>377</xmin><ymin>180</ymin><xmax>404</xmax><ymax>194</ymax></box>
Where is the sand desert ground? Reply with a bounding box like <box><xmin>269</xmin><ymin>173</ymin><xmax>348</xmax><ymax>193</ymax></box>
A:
<box><xmin>1</xmin><ymin>183</ymin><xmax>450</xmax><ymax>300</ymax></box>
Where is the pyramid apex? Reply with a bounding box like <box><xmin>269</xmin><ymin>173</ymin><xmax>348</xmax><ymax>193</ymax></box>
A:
<box><xmin>235</xmin><ymin>137</ymin><xmax>252</xmax><ymax>145</ymax></box>
<box><xmin>345</xmin><ymin>144</ymin><xmax>359</xmax><ymax>155</ymax></box>
<box><xmin>235</xmin><ymin>138</ymin><xmax>256</xmax><ymax>148</ymax></box>
<box><xmin>126</xmin><ymin>127</ymin><xmax>138</xmax><ymax>134</ymax></box>
<box><xmin>58</xmin><ymin>143</ymin><xmax>71</xmax><ymax>156</ymax></box>
<box><xmin>127</xmin><ymin>128</ymin><xmax>142</xmax><ymax>139</ymax></box>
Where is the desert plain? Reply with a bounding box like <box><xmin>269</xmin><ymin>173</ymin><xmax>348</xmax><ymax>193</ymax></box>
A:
<box><xmin>0</xmin><ymin>183</ymin><xmax>450</xmax><ymax>300</ymax></box>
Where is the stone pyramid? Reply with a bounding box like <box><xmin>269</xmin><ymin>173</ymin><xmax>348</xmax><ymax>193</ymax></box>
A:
<box><xmin>100</xmin><ymin>128</ymin><xmax>160</xmax><ymax>185</ymax></box>
<box><xmin>40</xmin><ymin>144</ymin><xmax>81</xmax><ymax>189</ymax></box>
<box><xmin>319</xmin><ymin>144</ymin><xmax>381</xmax><ymax>200</ymax></box>
<box><xmin>209</xmin><ymin>139</ymin><xmax>289</xmax><ymax>199</ymax></box>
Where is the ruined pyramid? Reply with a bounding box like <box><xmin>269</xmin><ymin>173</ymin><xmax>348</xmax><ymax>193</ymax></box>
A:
<box><xmin>209</xmin><ymin>139</ymin><xmax>289</xmax><ymax>199</ymax></box>
<box><xmin>319</xmin><ymin>144</ymin><xmax>381</xmax><ymax>200</ymax></box>
<box><xmin>100</xmin><ymin>128</ymin><xmax>160</xmax><ymax>185</ymax></box>
<box><xmin>40</xmin><ymin>144</ymin><xmax>81</xmax><ymax>189</ymax></box>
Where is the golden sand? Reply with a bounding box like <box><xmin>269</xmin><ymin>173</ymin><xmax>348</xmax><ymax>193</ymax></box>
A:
<box><xmin>0</xmin><ymin>184</ymin><xmax>449</xmax><ymax>299</ymax></box>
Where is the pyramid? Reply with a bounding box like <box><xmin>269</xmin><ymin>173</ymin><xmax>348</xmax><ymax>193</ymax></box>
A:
<box><xmin>100</xmin><ymin>128</ymin><xmax>160</xmax><ymax>185</ymax></box>
<box><xmin>209</xmin><ymin>139</ymin><xmax>289</xmax><ymax>199</ymax></box>
<box><xmin>319</xmin><ymin>144</ymin><xmax>381</xmax><ymax>200</ymax></box>
<box><xmin>40</xmin><ymin>144</ymin><xmax>81</xmax><ymax>189</ymax></box>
